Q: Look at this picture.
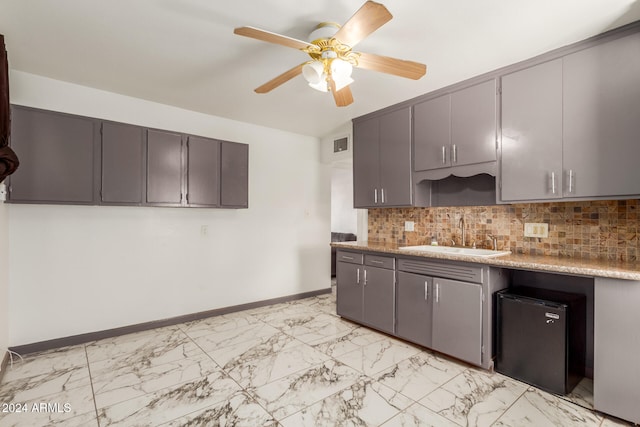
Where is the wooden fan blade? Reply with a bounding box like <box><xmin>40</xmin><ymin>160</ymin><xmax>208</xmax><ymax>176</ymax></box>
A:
<box><xmin>356</xmin><ymin>51</ymin><xmax>426</xmax><ymax>80</ymax></box>
<box><xmin>334</xmin><ymin>1</ymin><xmax>392</xmax><ymax>47</ymax></box>
<box><xmin>329</xmin><ymin>78</ymin><xmax>354</xmax><ymax>107</ymax></box>
<box><xmin>255</xmin><ymin>63</ymin><xmax>304</xmax><ymax>93</ymax></box>
<box><xmin>234</xmin><ymin>26</ymin><xmax>313</xmax><ymax>50</ymax></box>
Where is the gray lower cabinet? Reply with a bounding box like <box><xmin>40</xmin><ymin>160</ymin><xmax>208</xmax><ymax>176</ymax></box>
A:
<box><xmin>101</xmin><ymin>122</ymin><xmax>144</xmax><ymax>204</ymax></box>
<box><xmin>187</xmin><ymin>136</ymin><xmax>220</xmax><ymax>207</ymax></box>
<box><xmin>8</xmin><ymin>105</ymin><xmax>98</xmax><ymax>204</ymax></box>
<box><xmin>147</xmin><ymin>129</ymin><xmax>184</xmax><ymax>205</ymax></box>
<box><xmin>563</xmin><ymin>31</ymin><xmax>640</xmax><ymax>199</ymax></box>
<box><xmin>221</xmin><ymin>141</ymin><xmax>249</xmax><ymax>208</ymax></box>
<box><xmin>362</xmin><ymin>264</ymin><xmax>395</xmax><ymax>334</ymax></box>
<box><xmin>594</xmin><ymin>277</ymin><xmax>640</xmax><ymax>424</ymax></box>
<box><xmin>336</xmin><ymin>251</ymin><xmax>395</xmax><ymax>334</ymax></box>
<box><xmin>336</xmin><ymin>260</ymin><xmax>363</xmax><ymax>321</ymax></box>
<box><xmin>414</xmin><ymin>79</ymin><xmax>496</xmax><ymax>172</ymax></box>
<box><xmin>500</xmin><ymin>59</ymin><xmax>563</xmax><ymax>202</ymax></box>
<box><xmin>353</xmin><ymin>106</ymin><xmax>412</xmax><ymax>208</ymax></box>
<box><xmin>432</xmin><ymin>277</ymin><xmax>483</xmax><ymax>366</ymax></box>
<box><xmin>396</xmin><ymin>271</ymin><xmax>432</xmax><ymax>348</ymax></box>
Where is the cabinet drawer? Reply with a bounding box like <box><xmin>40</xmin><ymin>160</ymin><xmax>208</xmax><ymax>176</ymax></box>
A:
<box><xmin>365</xmin><ymin>254</ymin><xmax>395</xmax><ymax>270</ymax></box>
<box><xmin>337</xmin><ymin>251</ymin><xmax>364</xmax><ymax>265</ymax></box>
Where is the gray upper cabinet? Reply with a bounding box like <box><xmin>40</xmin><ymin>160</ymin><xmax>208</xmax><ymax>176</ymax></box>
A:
<box><xmin>353</xmin><ymin>116</ymin><xmax>379</xmax><ymax>207</ymax></box>
<box><xmin>500</xmin><ymin>59</ymin><xmax>563</xmax><ymax>202</ymax></box>
<box><xmin>451</xmin><ymin>79</ymin><xmax>497</xmax><ymax>167</ymax></box>
<box><xmin>431</xmin><ymin>277</ymin><xmax>483</xmax><ymax>366</ymax></box>
<box><xmin>563</xmin><ymin>32</ymin><xmax>640</xmax><ymax>199</ymax></box>
<box><xmin>353</xmin><ymin>106</ymin><xmax>412</xmax><ymax>208</ymax></box>
<box><xmin>187</xmin><ymin>135</ymin><xmax>220</xmax><ymax>207</ymax></box>
<box><xmin>414</xmin><ymin>80</ymin><xmax>496</xmax><ymax>172</ymax></box>
<box><xmin>414</xmin><ymin>94</ymin><xmax>450</xmax><ymax>171</ymax></box>
<box><xmin>147</xmin><ymin>129</ymin><xmax>183</xmax><ymax>205</ymax></box>
<box><xmin>221</xmin><ymin>141</ymin><xmax>249</xmax><ymax>208</ymax></box>
<box><xmin>101</xmin><ymin>122</ymin><xmax>144</xmax><ymax>204</ymax></box>
<box><xmin>8</xmin><ymin>106</ymin><xmax>97</xmax><ymax>204</ymax></box>
<box><xmin>8</xmin><ymin>105</ymin><xmax>248</xmax><ymax>209</ymax></box>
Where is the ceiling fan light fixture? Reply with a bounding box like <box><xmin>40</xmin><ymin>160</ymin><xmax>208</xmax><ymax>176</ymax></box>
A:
<box><xmin>308</xmin><ymin>80</ymin><xmax>329</xmax><ymax>92</ymax></box>
<box><xmin>333</xmin><ymin>75</ymin><xmax>354</xmax><ymax>92</ymax></box>
<box><xmin>308</xmin><ymin>22</ymin><xmax>341</xmax><ymax>43</ymax></box>
<box><xmin>302</xmin><ymin>60</ymin><xmax>324</xmax><ymax>84</ymax></box>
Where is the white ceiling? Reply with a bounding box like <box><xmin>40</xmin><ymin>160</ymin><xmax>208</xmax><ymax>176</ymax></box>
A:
<box><xmin>1</xmin><ymin>0</ymin><xmax>639</xmax><ymax>138</ymax></box>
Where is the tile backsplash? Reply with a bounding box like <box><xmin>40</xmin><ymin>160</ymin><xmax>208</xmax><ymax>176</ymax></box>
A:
<box><xmin>368</xmin><ymin>199</ymin><xmax>639</xmax><ymax>261</ymax></box>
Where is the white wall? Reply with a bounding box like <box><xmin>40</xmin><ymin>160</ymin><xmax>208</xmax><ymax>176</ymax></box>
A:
<box><xmin>0</xmin><ymin>199</ymin><xmax>9</xmax><ymax>361</ymax></box>
<box><xmin>8</xmin><ymin>71</ymin><xmax>331</xmax><ymax>346</ymax></box>
<box><xmin>331</xmin><ymin>165</ymin><xmax>357</xmax><ymax>234</ymax></box>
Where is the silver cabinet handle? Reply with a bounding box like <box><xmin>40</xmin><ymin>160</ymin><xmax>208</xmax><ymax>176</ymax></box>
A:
<box><xmin>356</xmin><ymin>268</ymin><xmax>360</xmax><ymax>284</ymax></box>
<box><xmin>551</xmin><ymin>172</ymin><xmax>556</xmax><ymax>194</ymax></box>
<box><xmin>424</xmin><ymin>281</ymin><xmax>429</xmax><ymax>300</ymax></box>
<box><xmin>452</xmin><ymin>144</ymin><xmax>458</xmax><ymax>164</ymax></box>
<box><xmin>442</xmin><ymin>146</ymin><xmax>447</xmax><ymax>164</ymax></box>
<box><xmin>435</xmin><ymin>282</ymin><xmax>440</xmax><ymax>303</ymax></box>
<box><xmin>381</xmin><ymin>188</ymin><xmax>385</xmax><ymax>204</ymax></box>
<box><xmin>363</xmin><ymin>269</ymin><xmax>368</xmax><ymax>286</ymax></box>
<box><xmin>342</xmin><ymin>256</ymin><xmax>354</xmax><ymax>260</ymax></box>
<box><xmin>374</xmin><ymin>188</ymin><xmax>378</xmax><ymax>204</ymax></box>
<box><xmin>568</xmin><ymin>170</ymin><xmax>574</xmax><ymax>194</ymax></box>
<box><xmin>370</xmin><ymin>260</ymin><xmax>384</xmax><ymax>264</ymax></box>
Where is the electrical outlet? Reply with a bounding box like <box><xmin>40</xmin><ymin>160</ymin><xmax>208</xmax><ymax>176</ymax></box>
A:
<box><xmin>404</xmin><ymin>221</ymin><xmax>415</xmax><ymax>232</ymax></box>
<box><xmin>524</xmin><ymin>222</ymin><xmax>549</xmax><ymax>238</ymax></box>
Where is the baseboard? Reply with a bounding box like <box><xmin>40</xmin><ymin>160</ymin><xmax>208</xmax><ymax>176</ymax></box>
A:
<box><xmin>0</xmin><ymin>351</ymin><xmax>9</xmax><ymax>383</ymax></box>
<box><xmin>10</xmin><ymin>287</ymin><xmax>331</xmax><ymax>356</ymax></box>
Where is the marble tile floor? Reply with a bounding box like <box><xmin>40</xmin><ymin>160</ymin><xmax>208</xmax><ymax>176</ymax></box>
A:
<box><xmin>0</xmin><ymin>289</ymin><xmax>634</xmax><ymax>427</ymax></box>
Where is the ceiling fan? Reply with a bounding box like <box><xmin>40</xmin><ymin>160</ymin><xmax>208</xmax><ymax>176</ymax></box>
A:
<box><xmin>233</xmin><ymin>1</ymin><xmax>427</xmax><ymax>107</ymax></box>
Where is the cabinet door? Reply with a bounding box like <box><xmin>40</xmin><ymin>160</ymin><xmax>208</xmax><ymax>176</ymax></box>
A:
<box><xmin>147</xmin><ymin>129</ymin><xmax>183</xmax><ymax>205</ymax></box>
<box><xmin>432</xmin><ymin>278</ymin><xmax>482</xmax><ymax>365</ymax></box>
<box><xmin>594</xmin><ymin>278</ymin><xmax>640</xmax><ymax>424</ymax></box>
<box><xmin>563</xmin><ymin>32</ymin><xmax>640</xmax><ymax>198</ymax></box>
<box><xmin>451</xmin><ymin>79</ymin><xmax>497</xmax><ymax>167</ymax></box>
<box><xmin>396</xmin><ymin>271</ymin><xmax>432</xmax><ymax>348</ymax></box>
<box><xmin>9</xmin><ymin>106</ymin><xmax>96</xmax><ymax>204</ymax></box>
<box><xmin>379</xmin><ymin>107</ymin><xmax>412</xmax><ymax>206</ymax></box>
<box><xmin>501</xmin><ymin>59</ymin><xmax>563</xmax><ymax>201</ymax></box>
<box><xmin>363</xmin><ymin>266</ymin><xmax>395</xmax><ymax>334</ymax></box>
<box><xmin>101</xmin><ymin>122</ymin><xmax>144</xmax><ymax>204</ymax></box>
<box><xmin>414</xmin><ymin>94</ymin><xmax>450</xmax><ymax>171</ymax></box>
<box><xmin>336</xmin><ymin>262</ymin><xmax>363</xmax><ymax>322</ymax></box>
<box><xmin>352</xmin><ymin>117</ymin><xmax>380</xmax><ymax>207</ymax></box>
<box><xmin>221</xmin><ymin>141</ymin><xmax>249</xmax><ymax>208</ymax></box>
<box><xmin>187</xmin><ymin>136</ymin><xmax>220</xmax><ymax>207</ymax></box>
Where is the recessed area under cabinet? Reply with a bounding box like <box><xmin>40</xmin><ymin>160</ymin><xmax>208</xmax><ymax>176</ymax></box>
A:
<box><xmin>7</xmin><ymin>105</ymin><xmax>248</xmax><ymax>209</ymax></box>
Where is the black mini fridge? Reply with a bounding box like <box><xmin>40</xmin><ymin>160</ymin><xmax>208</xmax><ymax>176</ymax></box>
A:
<box><xmin>495</xmin><ymin>287</ymin><xmax>586</xmax><ymax>395</ymax></box>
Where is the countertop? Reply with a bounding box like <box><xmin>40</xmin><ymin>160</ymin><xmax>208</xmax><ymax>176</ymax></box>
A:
<box><xmin>331</xmin><ymin>240</ymin><xmax>640</xmax><ymax>281</ymax></box>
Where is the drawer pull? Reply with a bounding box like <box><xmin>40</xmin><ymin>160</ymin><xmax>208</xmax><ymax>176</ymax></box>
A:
<box><xmin>370</xmin><ymin>260</ymin><xmax>384</xmax><ymax>264</ymax></box>
<box><xmin>342</xmin><ymin>256</ymin><xmax>354</xmax><ymax>260</ymax></box>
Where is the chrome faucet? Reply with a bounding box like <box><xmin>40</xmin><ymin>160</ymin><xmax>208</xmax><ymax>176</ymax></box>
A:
<box><xmin>459</xmin><ymin>216</ymin><xmax>465</xmax><ymax>247</ymax></box>
<box><xmin>487</xmin><ymin>234</ymin><xmax>498</xmax><ymax>251</ymax></box>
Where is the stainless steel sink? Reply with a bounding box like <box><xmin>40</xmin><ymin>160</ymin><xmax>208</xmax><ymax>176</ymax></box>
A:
<box><xmin>399</xmin><ymin>245</ymin><xmax>511</xmax><ymax>258</ymax></box>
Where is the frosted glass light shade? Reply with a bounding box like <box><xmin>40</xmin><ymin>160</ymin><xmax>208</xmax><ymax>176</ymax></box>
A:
<box><xmin>302</xmin><ymin>61</ymin><xmax>324</xmax><ymax>84</ymax></box>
